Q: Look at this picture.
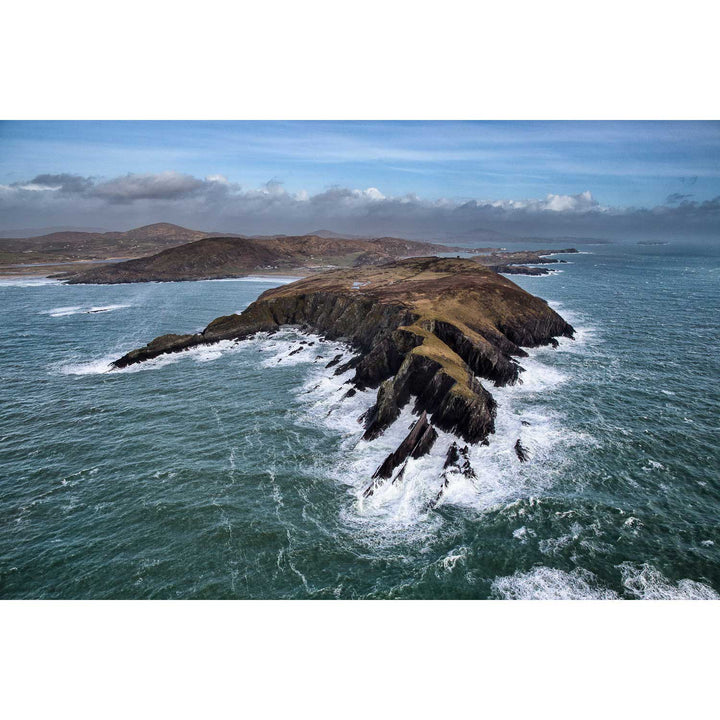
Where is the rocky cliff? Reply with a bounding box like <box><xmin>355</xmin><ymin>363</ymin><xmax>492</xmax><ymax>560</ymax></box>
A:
<box><xmin>113</xmin><ymin>257</ymin><xmax>573</xmax><ymax>482</ymax></box>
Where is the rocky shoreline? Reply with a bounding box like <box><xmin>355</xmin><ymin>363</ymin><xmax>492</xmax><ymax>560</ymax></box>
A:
<box><xmin>474</xmin><ymin>248</ymin><xmax>578</xmax><ymax>275</ymax></box>
<box><xmin>113</xmin><ymin>257</ymin><xmax>574</xmax><ymax>484</ymax></box>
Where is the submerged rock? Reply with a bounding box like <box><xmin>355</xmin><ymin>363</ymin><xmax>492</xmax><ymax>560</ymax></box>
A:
<box><xmin>325</xmin><ymin>354</ymin><xmax>343</xmax><ymax>368</ymax></box>
<box><xmin>515</xmin><ymin>439</ymin><xmax>529</xmax><ymax>462</ymax></box>
<box><xmin>429</xmin><ymin>442</ymin><xmax>477</xmax><ymax>509</ymax></box>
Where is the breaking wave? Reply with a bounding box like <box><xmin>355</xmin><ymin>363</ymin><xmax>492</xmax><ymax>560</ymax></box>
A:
<box><xmin>491</xmin><ymin>567</ymin><xmax>618</xmax><ymax>599</ymax></box>
<box><xmin>42</xmin><ymin>304</ymin><xmax>130</xmax><ymax>317</ymax></box>
<box><xmin>491</xmin><ymin>563</ymin><xmax>720</xmax><ymax>599</ymax></box>
<box><xmin>0</xmin><ymin>277</ymin><xmax>61</xmax><ymax>287</ymax></box>
<box><xmin>618</xmin><ymin>563</ymin><xmax>719</xmax><ymax>599</ymax></box>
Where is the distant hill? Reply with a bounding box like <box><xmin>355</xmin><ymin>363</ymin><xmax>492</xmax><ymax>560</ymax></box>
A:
<box><xmin>62</xmin><ymin>233</ymin><xmax>479</xmax><ymax>284</ymax></box>
<box><xmin>0</xmin><ymin>226</ymin><xmax>109</xmax><ymax>238</ymax></box>
<box><xmin>307</xmin><ymin>229</ymin><xmax>368</xmax><ymax>240</ymax></box>
<box><xmin>0</xmin><ymin>223</ymin><xmax>214</xmax><ymax>265</ymax></box>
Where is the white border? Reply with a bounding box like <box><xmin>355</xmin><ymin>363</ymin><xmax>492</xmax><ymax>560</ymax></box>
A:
<box><xmin>2</xmin><ymin>600</ymin><xmax>718</xmax><ymax>718</ymax></box>
<box><xmin>2</xmin><ymin>1</ymin><xmax>719</xmax><ymax>716</ymax></box>
<box><xmin>1</xmin><ymin>1</ymin><xmax>719</xmax><ymax>119</ymax></box>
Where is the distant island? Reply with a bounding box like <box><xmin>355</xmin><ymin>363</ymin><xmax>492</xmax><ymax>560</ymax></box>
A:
<box><xmin>59</xmin><ymin>233</ymin><xmax>480</xmax><ymax>283</ymax></box>
<box><xmin>0</xmin><ymin>221</ymin><xmax>580</xmax><ymax>282</ymax></box>
<box><xmin>113</xmin><ymin>257</ymin><xmax>573</xmax><ymax>493</ymax></box>
<box><xmin>55</xmin><ymin>231</ymin><xmax>577</xmax><ymax>284</ymax></box>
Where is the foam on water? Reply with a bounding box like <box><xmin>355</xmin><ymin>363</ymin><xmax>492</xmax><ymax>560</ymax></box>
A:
<box><xmin>492</xmin><ymin>563</ymin><xmax>720</xmax><ymax>600</ymax></box>
<box><xmin>204</xmin><ymin>276</ymin><xmax>300</xmax><ymax>284</ymax></box>
<box><xmin>58</xmin><ymin>329</ymin><xmax>350</xmax><ymax>377</ymax></box>
<box><xmin>491</xmin><ymin>566</ymin><xmax>619</xmax><ymax>599</ymax></box>
<box><xmin>0</xmin><ymin>277</ymin><xmax>61</xmax><ymax>287</ymax></box>
<box><xmin>58</xmin><ymin>355</ymin><xmax>118</xmax><ymax>375</ymax></box>
<box><xmin>257</xmin><ymin>331</ymin><xmax>348</xmax><ymax>369</ymax></box>
<box><xmin>42</xmin><ymin>303</ymin><xmax>131</xmax><ymax>317</ymax></box>
<box><xmin>618</xmin><ymin>562</ymin><xmax>719</xmax><ymax>599</ymax></box>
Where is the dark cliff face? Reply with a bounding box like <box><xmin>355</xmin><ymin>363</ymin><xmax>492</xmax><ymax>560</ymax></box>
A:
<box><xmin>112</xmin><ymin>257</ymin><xmax>574</xmax><ymax>477</ymax></box>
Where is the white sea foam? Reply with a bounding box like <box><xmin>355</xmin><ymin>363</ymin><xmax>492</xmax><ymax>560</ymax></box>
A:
<box><xmin>59</xmin><ymin>330</ymin><xmax>347</xmax><ymax>377</ymax></box>
<box><xmin>512</xmin><ymin>526</ymin><xmax>536</xmax><ymax>543</ymax></box>
<box><xmin>258</xmin><ymin>331</ymin><xmax>346</xmax><ymax>368</ymax></box>
<box><xmin>42</xmin><ymin>303</ymin><xmax>130</xmax><ymax>317</ymax></box>
<box><xmin>204</xmin><ymin>276</ymin><xmax>300</xmax><ymax>284</ymax></box>
<box><xmin>440</xmin><ymin>547</ymin><xmax>469</xmax><ymax>571</ymax></box>
<box><xmin>0</xmin><ymin>277</ymin><xmax>61</xmax><ymax>287</ymax></box>
<box><xmin>618</xmin><ymin>562</ymin><xmax>719</xmax><ymax>599</ymax></box>
<box><xmin>287</xmin><ymin>333</ymin><xmax>591</xmax><ymax>543</ymax></box>
<box><xmin>59</xmin><ymin>355</ymin><xmax>118</xmax><ymax>375</ymax></box>
<box><xmin>491</xmin><ymin>566</ymin><xmax>618</xmax><ymax>599</ymax></box>
<box><xmin>58</xmin><ymin>340</ymin><xmax>233</xmax><ymax>375</ymax></box>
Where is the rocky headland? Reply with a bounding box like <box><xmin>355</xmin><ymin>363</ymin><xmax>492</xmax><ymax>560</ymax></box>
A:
<box><xmin>112</xmin><ymin>257</ymin><xmax>573</xmax><ymax>487</ymax></box>
<box><xmin>474</xmin><ymin>248</ymin><xmax>578</xmax><ymax>275</ymax></box>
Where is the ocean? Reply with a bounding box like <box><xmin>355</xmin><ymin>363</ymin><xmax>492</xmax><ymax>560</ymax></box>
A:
<box><xmin>1</xmin><ymin>242</ymin><xmax>719</xmax><ymax>599</ymax></box>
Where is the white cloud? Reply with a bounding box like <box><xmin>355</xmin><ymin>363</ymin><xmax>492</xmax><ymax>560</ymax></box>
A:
<box><xmin>1</xmin><ymin>171</ymin><xmax>717</xmax><ymax>240</ymax></box>
<box><xmin>489</xmin><ymin>190</ymin><xmax>599</xmax><ymax>212</ymax></box>
<box><xmin>359</xmin><ymin>187</ymin><xmax>385</xmax><ymax>201</ymax></box>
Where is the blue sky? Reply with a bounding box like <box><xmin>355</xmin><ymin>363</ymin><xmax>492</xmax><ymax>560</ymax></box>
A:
<box><xmin>2</xmin><ymin>120</ymin><xmax>719</xmax><ymax>208</ymax></box>
<box><xmin>1</xmin><ymin>121</ymin><xmax>719</xmax><ymax>239</ymax></box>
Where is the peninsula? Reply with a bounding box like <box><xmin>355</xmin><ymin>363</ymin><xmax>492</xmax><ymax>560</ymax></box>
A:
<box><xmin>113</xmin><ymin>257</ymin><xmax>573</xmax><ymax>485</ymax></box>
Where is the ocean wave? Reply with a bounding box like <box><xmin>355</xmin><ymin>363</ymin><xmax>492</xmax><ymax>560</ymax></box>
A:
<box><xmin>491</xmin><ymin>566</ymin><xmax>618</xmax><ymax>599</ymax></box>
<box><xmin>492</xmin><ymin>562</ymin><xmax>720</xmax><ymax>600</ymax></box>
<box><xmin>204</xmin><ymin>276</ymin><xmax>300</xmax><ymax>284</ymax></box>
<box><xmin>618</xmin><ymin>562</ymin><xmax>719</xmax><ymax>599</ymax></box>
<box><xmin>0</xmin><ymin>277</ymin><xmax>61</xmax><ymax>287</ymax></box>
<box><xmin>57</xmin><ymin>338</ymin><xmax>245</xmax><ymax>375</ymax></box>
<box><xmin>41</xmin><ymin>303</ymin><xmax>131</xmax><ymax>317</ymax></box>
<box><xmin>58</xmin><ymin>354</ymin><xmax>119</xmax><ymax>375</ymax></box>
<box><xmin>57</xmin><ymin>330</ymin><xmax>338</xmax><ymax>377</ymax></box>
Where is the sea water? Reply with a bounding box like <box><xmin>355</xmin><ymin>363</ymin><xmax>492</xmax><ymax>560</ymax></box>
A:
<box><xmin>1</xmin><ymin>243</ymin><xmax>719</xmax><ymax>598</ymax></box>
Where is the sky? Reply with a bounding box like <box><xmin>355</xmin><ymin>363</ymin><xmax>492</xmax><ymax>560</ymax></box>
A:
<box><xmin>1</xmin><ymin>121</ymin><xmax>719</xmax><ymax>240</ymax></box>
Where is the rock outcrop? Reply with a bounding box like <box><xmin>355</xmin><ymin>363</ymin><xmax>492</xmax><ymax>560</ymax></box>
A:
<box><xmin>364</xmin><ymin>411</ymin><xmax>438</xmax><ymax>496</ymax></box>
<box><xmin>514</xmin><ymin>439</ymin><xmax>529</xmax><ymax>462</ymax></box>
<box><xmin>428</xmin><ymin>442</ymin><xmax>477</xmax><ymax>509</ymax></box>
<box><xmin>475</xmin><ymin>248</ymin><xmax>577</xmax><ymax>276</ymax></box>
<box><xmin>112</xmin><ymin>257</ymin><xmax>574</xmax><ymax>484</ymax></box>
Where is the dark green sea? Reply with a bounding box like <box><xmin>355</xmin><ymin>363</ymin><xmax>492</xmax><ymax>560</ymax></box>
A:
<box><xmin>1</xmin><ymin>242</ymin><xmax>719</xmax><ymax>599</ymax></box>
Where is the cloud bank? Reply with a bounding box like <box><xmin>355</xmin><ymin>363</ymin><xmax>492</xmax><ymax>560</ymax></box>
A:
<box><xmin>1</xmin><ymin>171</ymin><xmax>719</xmax><ymax>241</ymax></box>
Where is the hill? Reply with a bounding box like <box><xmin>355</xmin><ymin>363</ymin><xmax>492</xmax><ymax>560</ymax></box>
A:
<box><xmin>0</xmin><ymin>223</ymin><xmax>212</xmax><ymax>267</ymax></box>
<box><xmin>62</xmin><ymin>234</ymin><xmax>477</xmax><ymax>284</ymax></box>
